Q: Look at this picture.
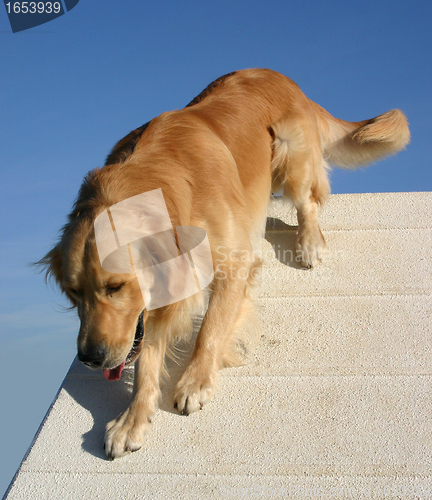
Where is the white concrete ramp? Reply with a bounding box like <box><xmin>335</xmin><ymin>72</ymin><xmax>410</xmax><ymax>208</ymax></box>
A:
<box><xmin>4</xmin><ymin>193</ymin><xmax>432</xmax><ymax>499</ymax></box>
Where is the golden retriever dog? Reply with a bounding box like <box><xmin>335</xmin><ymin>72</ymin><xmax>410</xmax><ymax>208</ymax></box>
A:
<box><xmin>39</xmin><ymin>69</ymin><xmax>410</xmax><ymax>460</ymax></box>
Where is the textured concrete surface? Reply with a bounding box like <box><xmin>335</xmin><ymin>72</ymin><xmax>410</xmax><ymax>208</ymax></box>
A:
<box><xmin>4</xmin><ymin>192</ymin><xmax>432</xmax><ymax>499</ymax></box>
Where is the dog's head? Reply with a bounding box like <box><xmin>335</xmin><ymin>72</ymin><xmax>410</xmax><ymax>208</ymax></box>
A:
<box><xmin>39</xmin><ymin>173</ymin><xmax>146</xmax><ymax>381</ymax></box>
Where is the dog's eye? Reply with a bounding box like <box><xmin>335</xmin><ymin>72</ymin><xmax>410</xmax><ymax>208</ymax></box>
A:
<box><xmin>106</xmin><ymin>283</ymin><xmax>124</xmax><ymax>295</ymax></box>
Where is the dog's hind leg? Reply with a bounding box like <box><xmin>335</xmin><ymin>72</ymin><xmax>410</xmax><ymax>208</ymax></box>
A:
<box><xmin>270</xmin><ymin>115</ymin><xmax>330</xmax><ymax>268</ymax></box>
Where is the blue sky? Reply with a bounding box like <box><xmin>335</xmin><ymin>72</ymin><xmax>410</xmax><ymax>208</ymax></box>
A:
<box><xmin>0</xmin><ymin>0</ymin><xmax>431</xmax><ymax>495</ymax></box>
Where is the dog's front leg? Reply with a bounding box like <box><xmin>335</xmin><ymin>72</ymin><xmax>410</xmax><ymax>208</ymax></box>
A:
<box><xmin>174</xmin><ymin>262</ymin><xmax>250</xmax><ymax>416</ymax></box>
<box><xmin>104</xmin><ymin>337</ymin><xmax>165</xmax><ymax>460</ymax></box>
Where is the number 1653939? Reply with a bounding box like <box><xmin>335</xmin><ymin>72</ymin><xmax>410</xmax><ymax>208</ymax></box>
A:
<box><xmin>5</xmin><ymin>2</ymin><xmax>61</xmax><ymax>14</ymax></box>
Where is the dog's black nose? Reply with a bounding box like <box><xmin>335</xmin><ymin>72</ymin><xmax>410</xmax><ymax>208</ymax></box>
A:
<box><xmin>78</xmin><ymin>344</ymin><xmax>107</xmax><ymax>368</ymax></box>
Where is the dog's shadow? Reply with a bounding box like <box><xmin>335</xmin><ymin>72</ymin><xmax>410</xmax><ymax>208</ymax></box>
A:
<box><xmin>62</xmin><ymin>217</ymin><xmax>299</xmax><ymax>459</ymax></box>
<box><xmin>265</xmin><ymin>217</ymin><xmax>304</xmax><ymax>270</ymax></box>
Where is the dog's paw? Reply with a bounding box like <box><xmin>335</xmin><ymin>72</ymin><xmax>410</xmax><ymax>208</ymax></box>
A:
<box><xmin>173</xmin><ymin>363</ymin><xmax>218</xmax><ymax>416</ymax></box>
<box><xmin>296</xmin><ymin>228</ymin><xmax>326</xmax><ymax>268</ymax></box>
<box><xmin>104</xmin><ymin>406</ymin><xmax>153</xmax><ymax>460</ymax></box>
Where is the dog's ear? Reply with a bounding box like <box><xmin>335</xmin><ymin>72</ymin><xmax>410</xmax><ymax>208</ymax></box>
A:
<box><xmin>36</xmin><ymin>245</ymin><xmax>63</xmax><ymax>287</ymax></box>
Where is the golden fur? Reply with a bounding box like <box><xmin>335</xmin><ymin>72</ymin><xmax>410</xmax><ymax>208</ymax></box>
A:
<box><xmin>40</xmin><ymin>69</ymin><xmax>410</xmax><ymax>459</ymax></box>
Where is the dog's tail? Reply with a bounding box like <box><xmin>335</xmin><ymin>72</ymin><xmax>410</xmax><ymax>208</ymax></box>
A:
<box><xmin>313</xmin><ymin>103</ymin><xmax>410</xmax><ymax>168</ymax></box>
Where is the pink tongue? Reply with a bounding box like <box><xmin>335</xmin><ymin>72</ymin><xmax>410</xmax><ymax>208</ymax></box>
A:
<box><xmin>103</xmin><ymin>360</ymin><xmax>126</xmax><ymax>381</ymax></box>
